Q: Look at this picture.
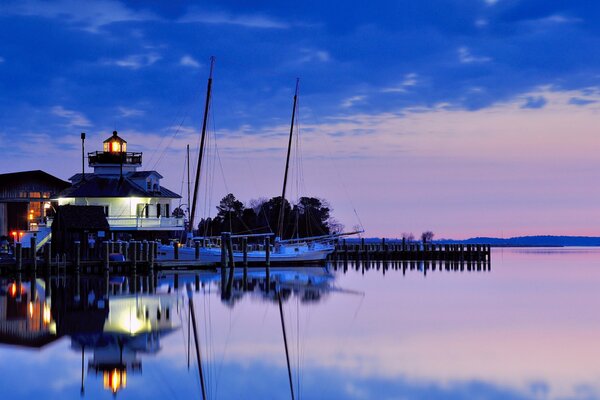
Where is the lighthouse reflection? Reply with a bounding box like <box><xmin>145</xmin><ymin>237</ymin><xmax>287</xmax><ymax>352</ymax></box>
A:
<box><xmin>0</xmin><ymin>265</ymin><xmax>348</xmax><ymax>397</ymax></box>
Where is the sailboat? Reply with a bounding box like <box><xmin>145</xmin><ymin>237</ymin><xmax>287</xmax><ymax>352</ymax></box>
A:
<box><xmin>158</xmin><ymin>61</ymin><xmax>360</xmax><ymax>264</ymax></box>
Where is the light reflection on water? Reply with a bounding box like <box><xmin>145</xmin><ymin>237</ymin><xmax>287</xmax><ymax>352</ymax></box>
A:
<box><xmin>0</xmin><ymin>248</ymin><xmax>598</xmax><ymax>399</ymax></box>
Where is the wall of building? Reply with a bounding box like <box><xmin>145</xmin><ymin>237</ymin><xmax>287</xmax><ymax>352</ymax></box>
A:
<box><xmin>58</xmin><ymin>197</ymin><xmax>174</xmax><ymax>219</ymax></box>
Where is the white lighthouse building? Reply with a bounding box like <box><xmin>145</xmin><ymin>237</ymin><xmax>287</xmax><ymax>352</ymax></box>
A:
<box><xmin>57</xmin><ymin>131</ymin><xmax>184</xmax><ymax>237</ymax></box>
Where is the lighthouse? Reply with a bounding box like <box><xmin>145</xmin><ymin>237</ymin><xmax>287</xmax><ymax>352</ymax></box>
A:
<box><xmin>56</xmin><ymin>131</ymin><xmax>183</xmax><ymax>240</ymax></box>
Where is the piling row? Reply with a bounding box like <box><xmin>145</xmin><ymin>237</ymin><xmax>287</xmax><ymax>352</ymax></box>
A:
<box><xmin>332</xmin><ymin>239</ymin><xmax>491</xmax><ymax>263</ymax></box>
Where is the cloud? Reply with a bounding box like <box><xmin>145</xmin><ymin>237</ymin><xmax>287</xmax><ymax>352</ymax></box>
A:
<box><xmin>533</xmin><ymin>14</ymin><xmax>582</xmax><ymax>25</ymax></box>
<box><xmin>458</xmin><ymin>47</ymin><xmax>492</xmax><ymax>64</ymax></box>
<box><xmin>341</xmin><ymin>95</ymin><xmax>366</xmax><ymax>108</ymax></box>
<box><xmin>475</xmin><ymin>18</ymin><xmax>488</xmax><ymax>27</ymax></box>
<box><xmin>180</xmin><ymin>11</ymin><xmax>289</xmax><ymax>29</ymax></box>
<box><xmin>298</xmin><ymin>49</ymin><xmax>331</xmax><ymax>63</ymax></box>
<box><xmin>118</xmin><ymin>107</ymin><xmax>145</xmax><ymax>117</ymax></box>
<box><xmin>0</xmin><ymin>57</ymin><xmax>4</xmax><ymax>63</ymax></box>
<box><xmin>105</xmin><ymin>53</ymin><xmax>161</xmax><ymax>69</ymax></box>
<box><xmin>568</xmin><ymin>97</ymin><xmax>596</xmax><ymax>106</ymax></box>
<box><xmin>51</xmin><ymin>106</ymin><xmax>91</xmax><ymax>127</ymax></box>
<box><xmin>382</xmin><ymin>73</ymin><xmax>418</xmax><ymax>93</ymax></box>
<box><xmin>0</xmin><ymin>0</ymin><xmax>158</xmax><ymax>33</ymax></box>
<box><xmin>180</xmin><ymin>55</ymin><xmax>201</xmax><ymax>68</ymax></box>
<box><xmin>521</xmin><ymin>96</ymin><xmax>547</xmax><ymax>109</ymax></box>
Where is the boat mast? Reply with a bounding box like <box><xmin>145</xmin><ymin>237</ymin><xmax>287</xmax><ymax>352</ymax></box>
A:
<box><xmin>187</xmin><ymin>144</ymin><xmax>191</xmax><ymax>221</ymax></box>
<box><xmin>278</xmin><ymin>291</ymin><xmax>295</xmax><ymax>400</ymax></box>
<box><xmin>189</xmin><ymin>56</ymin><xmax>215</xmax><ymax>234</ymax></box>
<box><xmin>277</xmin><ymin>78</ymin><xmax>299</xmax><ymax>239</ymax></box>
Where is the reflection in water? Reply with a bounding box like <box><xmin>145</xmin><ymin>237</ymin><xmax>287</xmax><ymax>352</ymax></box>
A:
<box><xmin>0</xmin><ymin>259</ymin><xmax>492</xmax><ymax>398</ymax></box>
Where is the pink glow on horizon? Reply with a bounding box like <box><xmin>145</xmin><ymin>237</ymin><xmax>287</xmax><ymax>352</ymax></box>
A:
<box><xmin>6</xmin><ymin>87</ymin><xmax>600</xmax><ymax>238</ymax></box>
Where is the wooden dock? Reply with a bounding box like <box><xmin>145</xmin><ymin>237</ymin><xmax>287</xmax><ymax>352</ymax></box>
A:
<box><xmin>0</xmin><ymin>238</ymin><xmax>491</xmax><ymax>274</ymax></box>
<box><xmin>332</xmin><ymin>239</ymin><xmax>491</xmax><ymax>262</ymax></box>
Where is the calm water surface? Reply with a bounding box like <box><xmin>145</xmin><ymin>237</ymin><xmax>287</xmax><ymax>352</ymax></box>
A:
<box><xmin>1</xmin><ymin>248</ymin><xmax>599</xmax><ymax>399</ymax></box>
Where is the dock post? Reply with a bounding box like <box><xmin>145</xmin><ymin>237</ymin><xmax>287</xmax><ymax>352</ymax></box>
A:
<box><xmin>265</xmin><ymin>236</ymin><xmax>271</xmax><ymax>293</ymax></box>
<box><xmin>149</xmin><ymin>241</ymin><xmax>155</xmax><ymax>270</ymax></box>
<box><xmin>195</xmin><ymin>240</ymin><xmax>200</xmax><ymax>260</ymax></box>
<box><xmin>142</xmin><ymin>240</ymin><xmax>148</xmax><ymax>262</ymax></box>
<box><xmin>15</xmin><ymin>242</ymin><xmax>22</xmax><ymax>271</ymax></box>
<box><xmin>132</xmin><ymin>241</ymin><xmax>138</xmax><ymax>270</ymax></box>
<box><xmin>220</xmin><ymin>233</ymin><xmax>228</xmax><ymax>291</ymax></box>
<box><xmin>242</xmin><ymin>237</ymin><xmax>248</xmax><ymax>290</ymax></box>
<box><xmin>225</xmin><ymin>233</ymin><xmax>235</xmax><ymax>297</ymax></box>
<box><xmin>44</xmin><ymin>242</ymin><xmax>52</xmax><ymax>271</ymax></box>
<box><xmin>173</xmin><ymin>241</ymin><xmax>179</xmax><ymax>260</ymax></box>
<box><xmin>30</xmin><ymin>236</ymin><xmax>37</xmax><ymax>271</ymax></box>
<box><xmin>74</xmin><ymin>241</ymin><xmax>81</xmax><ymax>271</ymax></box>
<box><xmin>103</xmin><ymin>241</ymin><xmax>110</xmax><ymax>272</ymax></box>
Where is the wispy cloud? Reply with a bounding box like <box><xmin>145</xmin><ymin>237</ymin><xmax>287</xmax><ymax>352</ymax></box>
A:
<box><xmin>568</xmin><ymin>97</ymin><xmax>596</xmax><ymax>106</ymax></box>
<box><xmin>0</xmin><ymin>0</ymin><xmax>158</xmax><ymax>33</ymax></box>
<box><xmin>298</xmin><ymin>49</ymin><xmax>331</xmax><ymax>63</ymax></box>
<box><xmin>382</xmin><ymin>73</ymin><xmax>418</xmax><ymax>93</ymax></box>
<box><xmin>51</xmin><ymin>106</ymin><xmax>91</xmax><ymax>127</ymax></box>
<box><xmin>458</xmin><ymin>47</ymin><xmax>491</xmax><ymax>64</ymax></box>
<box><xmin>340</xmin><ymin>95</ymin><xmax>366</xmax><ymax>108</ymax></box>
<box><xmin>521</xmin><ymin>96</ymin><xmax>547</xmax><ymax>109</ymax></box>
<box><xmin>180</xmin><ymin>11</ymin><xmax>289</xmax><ymax>29</ymax></box>
<box><xmin>475</xmin><ymin>19</ymin><xmax>488</xmax><ymax>28</ymax></box>
<box><xmin>118</xmin><ymin>107</ymin><xmax>145</xmax><ymax>117</ymax></box>
<box><xmin>104</xmin><ymin>53</ymin><xmax>161</xmax><ymax>69</ymax></box>
<box><xmin>180</xmin><ymin>55</ymin><xmax>201</xmax><ymax>68</ymax></box>
<box><xmin>535</xmin><ymin>14</ymin><xmax>582</xmax><ymax>25</ymax></box>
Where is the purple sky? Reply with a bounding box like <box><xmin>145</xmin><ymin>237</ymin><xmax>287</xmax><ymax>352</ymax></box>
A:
<box><xmin>2</xmin><ymin>1</ymin><xmax>600</xmax><ymax>238</ymax></box>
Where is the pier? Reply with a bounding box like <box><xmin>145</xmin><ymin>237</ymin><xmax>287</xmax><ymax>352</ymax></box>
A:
<box><xmin>332</xmin><ymin>239</ymin><xmax>491</xmax><ymax>263</ymax></box>
<box><xmin>0</xmin><ymin>237</ymin><xmax>491</xmax><ymax>274</ymax></box>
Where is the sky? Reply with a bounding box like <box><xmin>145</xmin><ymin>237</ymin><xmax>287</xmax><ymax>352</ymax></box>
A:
<box><xmin>1</xmin><ymin>0</ymin><xmax>600</xmax><ymax>239</ymax></box>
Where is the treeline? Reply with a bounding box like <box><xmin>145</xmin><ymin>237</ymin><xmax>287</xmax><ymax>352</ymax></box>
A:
<box><xmin>182</xmin><ymin>193</ymin><xmax>342</xmax><ymax>239</ymax></box>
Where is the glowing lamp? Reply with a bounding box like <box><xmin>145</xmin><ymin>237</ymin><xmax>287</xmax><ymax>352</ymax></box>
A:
<box><xmin>103</xmin><ymin>368</ymin><xmax>127</xmax><ymax>394</ymax></box>
<box><xmin>103</xmin><ymin>131</ymin><xmax>127</xmax><ymax>153</ymax></box>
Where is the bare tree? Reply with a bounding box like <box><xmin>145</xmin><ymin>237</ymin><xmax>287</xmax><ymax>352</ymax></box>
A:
<box><xmin>402</xmin><ymin>232</ymin><xmax>415</xmax><ymax>242</ymax></box>
<box><xmin>421</xmin><ymin>231</ymin><xmax>435</xmax><ymax>244</ymax></box>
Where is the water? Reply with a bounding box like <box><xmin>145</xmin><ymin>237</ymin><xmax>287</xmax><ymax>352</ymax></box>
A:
<box><xmin>0</xmin><ymin>248</ymin><xmax>598</xmax><ymax>399</ymax></box>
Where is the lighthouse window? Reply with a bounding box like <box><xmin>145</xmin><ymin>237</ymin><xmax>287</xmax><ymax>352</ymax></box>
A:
<box><xmin>165</xmin><ymin>204</ymin><xmax>170</xmax><ymax>217</ymax></box>
<box><xmin>157</xmin><ymin>204</ymin><xmax>161</xmax><ymax>218</ymax></box>
<box><xmin>146</xmin><ymin>181</ymin><xmax>151</xmax><ymax>191</ymax></box>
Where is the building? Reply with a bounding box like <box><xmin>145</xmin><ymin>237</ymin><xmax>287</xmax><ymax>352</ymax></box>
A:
<box><xmin>56</xmin><ymin>131</ymin><xmax>184</xmax><ymax>240</ymax></box>
<box><xmin>0</xmin><ymin>170</ymin><xmax>70</xmax><ymax>237</ymax></box>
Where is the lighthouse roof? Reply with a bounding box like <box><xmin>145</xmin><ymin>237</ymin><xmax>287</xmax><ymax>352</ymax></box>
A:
<box><xmin>57</xmin><ymin>175</ymin><xmax>181</xmax><ymax>199</ymax></box>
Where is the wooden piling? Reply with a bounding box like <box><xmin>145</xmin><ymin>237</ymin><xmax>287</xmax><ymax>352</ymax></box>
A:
<box><xmin>44</xmin><ymin>242</ymin><xmax>52</xmax><ymax>270</ymax></box>
<box><xmin>74</xmin><ymin>241</ymin><xmax>81</xmax><ymax>271</ymax></box>
<box><xmin>242</xmin><ymin>237</ymin><xmax>248</xmax><ymax>290</ymax></box>
<box><xmin>265</xmin><ymin>236</ymin><xmax>271</xmax><ymax>292</ymax></box>
<box><xmin>132</xmin><ymin>241</ymin><xmax>138</xmax><ymax>269</ymax></box>
<box><xmin>103</xmin><ymin>241</ymin><xmax>110</xmax><ymax>271</ymax></box>
<box><xmin>15</xmin><ymin>242</ymin><xmax>22</xmax><ymax>271</ymax></box>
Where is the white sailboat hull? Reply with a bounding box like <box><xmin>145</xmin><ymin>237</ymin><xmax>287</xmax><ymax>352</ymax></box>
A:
<box><xmin>157</xmin><ymin>243</ymin><xmax>334</xmax><ymax>264</ymax></box>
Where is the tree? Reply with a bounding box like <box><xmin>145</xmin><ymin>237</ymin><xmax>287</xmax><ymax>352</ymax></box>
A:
<box><xmin>292</xmin><ymin>197</ymin><xmax>331</xmax><ymax>238</ymax></box>
<box><xmin>402</xmin><ymin>232</ymin><xmax>415</xmax><ymax>242</ymax></box>
<box><xmin>421</xmin><ymin>231</ymin><xmax>434</xmax><ymax>244</ymax></box>
<box><xmin>216</xmin><ymin>193</ymin><xmax>244</xmax><ymax>218</ymax></box>
<box><xmin>172</xmin><ymin>206</ymin><xmax>185</xmax><ymax>218</ymax></box>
